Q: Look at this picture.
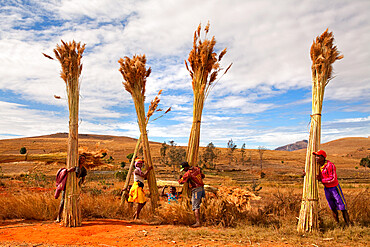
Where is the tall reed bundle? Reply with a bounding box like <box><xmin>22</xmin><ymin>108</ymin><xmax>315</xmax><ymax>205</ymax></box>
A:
<box><xmin>118</xmin><ymin>55</ymin><xmax>159</xmax><ymax>211</ymax></box>
<box><xmin>45</xmin><ymin>40</ymin><xmax>85</xmax><ymax>227</ymax></box>
<box><xmin>183</xmin><ymin>22</ymin><xmax>231</xmax><ymax>201</ymax></box>
<box><xmin>297</xmin><ymin>29</ymin><xmax>342</xmax><ymax>233</ymax></box>
<box><xmin>185</xmin><ymin>22</ymin><xmax>232</xmax><ymax>167</ymax></box>
<box><xmin>120</xmin><ymin>90</ymin><xmax>169</xmax><ymax>207</ymax></box>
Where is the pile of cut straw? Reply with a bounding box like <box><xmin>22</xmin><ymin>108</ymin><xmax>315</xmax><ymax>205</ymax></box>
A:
<box><xmin>45</xmin><ymin>40</ymin><xmax>85</xmax><ymax>227</ymax></box>
<box><xmin>297</xmin><ymin>29</ymin><xmax>342</xmax><ymax>233</ymax></box>
<box><xmin>118</xmin><ymin>55</ymin><xmax>159</xmax><ymax>210</ymax></box>
<box><xmin>78</xmin><ymin>147</ymin><xmax>108</xmax><ymax>168</ymax></box>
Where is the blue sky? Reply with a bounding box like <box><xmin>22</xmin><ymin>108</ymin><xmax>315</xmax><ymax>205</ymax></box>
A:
<box><xmin>0</xmin><ymin>0</ymin><xmax>369</xmax><ymax>149</ymax></box>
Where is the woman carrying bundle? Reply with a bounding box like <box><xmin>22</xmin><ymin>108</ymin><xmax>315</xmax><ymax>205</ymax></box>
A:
<box><xmin>128</xmin><ymin>159</ymin><xmax>153</xmax><ymax>219</ymax></box>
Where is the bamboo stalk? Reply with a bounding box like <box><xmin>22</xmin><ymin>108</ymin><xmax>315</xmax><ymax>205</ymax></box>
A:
<box><xmin>53</xmin><ymin>40</ymin><xmax>85</xmax><ymax>227</ymax></box>
<box><xmin>297</xmin><ymin>29</ymin><xmax>342</xmax><ymax>233</ymax></box>
<box><xmin>118</xmin><ymin>55</ymin><xmax>159</xmax><ymax>211</ymax></box>
<box><xmin>182</xmin><ymin>22</ymin><xmax>231</xmax><ymax>204</ymax></box>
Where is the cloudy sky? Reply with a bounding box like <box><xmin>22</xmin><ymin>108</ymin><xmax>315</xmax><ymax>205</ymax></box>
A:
<box><xmin>0</xmin><ymin>0</ymin><xmax>369</xmax><ymax>149</ymax></box>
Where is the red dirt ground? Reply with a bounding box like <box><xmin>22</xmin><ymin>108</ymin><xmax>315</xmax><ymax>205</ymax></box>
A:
<box><xmin>0</xmin><ymin>219</ymin><xmax>288</xmax><ymax>247</ymax></box>
<box><xmin>0</xmin><ymin>219</ymin><xmax>243</xmax><ymax>247</ymax></box>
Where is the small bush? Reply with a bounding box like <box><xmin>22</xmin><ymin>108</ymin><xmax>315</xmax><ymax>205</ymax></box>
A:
<box><xmin>120</xmin><ymin>161</ymin><xmax>126</xmax><ymax>169</ymax></box>
<box><xmin>114</xmin><ymin>170</ymin><xmax>128</xmax><ymax>182</ymax></box>
<box><xmin>20</xmin><ymin>147</ymin><xmax>27</xmax><ymax>154</ymax></box>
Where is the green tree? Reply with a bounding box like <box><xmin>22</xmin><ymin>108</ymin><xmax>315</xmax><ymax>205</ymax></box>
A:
<box><xmin>167</xmin><ymin>141</ymin><xmax>186</xmax><ymax>172</ymax></box>
<box><xmin>126</xmin><ymin>153</ymin><xmax>134</xmax><ymax>162</ymax></box>
<box><xmin>200</xmin><ymin>142</ymin><xmax>218</xmax><ymax>169</ymax></box>
<box><xmin>20</xmin><ymin>147</ymin><xmax>27</xmax><ymax>155</ymax></box>
<box><xmin>258</xmin><ymin>146</ymin><xmax>267</xmax><ymax>173</ymax></box>
<box><xmin>227</xmin><ymin>139</ymin><xmax>237</xmax><ymax>164</ymax></box>
<box><xmin>120</xmin><ymin>161</ymin><xmax>126</xmax><ymax>169</ymax></box>
<box><xmin>160</xmin><ymin>141</ymin><xmax>168</xmax><ymax>165</ymax></box>
<box><xmin>240</xmin><ymin>143</ymin><xmax>246</xmax><ymax>165</ymax></box>
<box><xmin>360</xmin><ymin>156</ymin><xmax>370</xmax><ymax>169</ymax></box>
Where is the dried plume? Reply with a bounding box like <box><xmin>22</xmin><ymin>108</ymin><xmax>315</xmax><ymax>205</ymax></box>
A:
<box><xmin>53</xmin><ymin>40</ymin><xmax>85</xmax><ymax>86</ymax></box>
<box><xmin>185</xmin><ymin>22</ymin><xmax>232</xmax><ymax>98</ymax></box>
<box><xmin>146</xmin><ymin>90</ymin><xmax>162</xmax><ymax>121</ymax></box>
<box><xmin>310</xmin><ymin>29</ymin><xmax>343</xmax><ymax>86</ymax></box>
<box><xmin>118</xmin><ymin>55</ymin><xmax>151</xmax><ymax>97</ymax></box>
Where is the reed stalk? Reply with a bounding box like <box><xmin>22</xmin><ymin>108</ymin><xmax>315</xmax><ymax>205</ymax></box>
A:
<box><xmin>53</xmin><ymin>40</ymin><xmax>85</xmax><ymax>227</ymax></box>
<box><xmin>120</xmin><ymin>136</ymin><xmax>141</xmax><ymax>206</ymax></box>
<box><xmin>118</xmin><ymin>55</ymin><xmax>159</xmax><ymax>211</ymax></box>
<box><xmin>120</xmin><ymin>92</ymin><xmax>170</xmax><ymax>207</ymax></box>
<box><xmin>182</xmin><ymin>22</ymin><xmax>232</xmax><ymax>202</ymax></box>
<box><xmin>297</xmin><ymin>29</ymin><xmax>342</xmax><ymax>233</ymax></box>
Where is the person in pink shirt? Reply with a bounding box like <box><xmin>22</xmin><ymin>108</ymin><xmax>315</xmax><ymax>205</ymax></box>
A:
<box><xmin>314</xmin><ymin>150</ymin><xmax>350</xmax><ymax>227</ymax></box>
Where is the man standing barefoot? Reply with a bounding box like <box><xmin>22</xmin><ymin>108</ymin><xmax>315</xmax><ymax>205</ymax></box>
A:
<box><xmin>178</xmin><ymin>162</ymin><xmax>205</xmax><ymax>228</ymax></box>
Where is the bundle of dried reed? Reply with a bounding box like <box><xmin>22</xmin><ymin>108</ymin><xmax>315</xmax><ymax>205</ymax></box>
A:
<box><xmin>185</xmin><ymin>22</ymin><xmax>232</xmax><ymax>167</ymax></box>
<box><xmin>118</xmin><ymin>55</ymin><xmax>159</xmax><ymax>211</ymax></box>
<box><xmin>120</xmin><ymin>91</ymin><xmax>171</xmax><ymax>207</ymax></box>
<box><xmin>297</xmin><ymin>29</ymin><xmax>342</xmax><ymax>233</ymax></box>
<box><xmin>46</xmin><ymin>40</ymin><xmax>85</xmax><ymax>227</ymax></box>
<box><xmin>182</xmin><ymin>22</ymin><xmax>231</xmax><ymax>202</ymax></box>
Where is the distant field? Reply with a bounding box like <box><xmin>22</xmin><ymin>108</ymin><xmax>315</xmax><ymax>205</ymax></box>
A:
<box><xmin>0</xmin><ymin>133</ymin><xmax>368</xmax><ymax>183</ymax></box>
<box><xmin>0</xmin><ymin>134</ymin><xmax>369</xmax><ymax>246</ymax></box>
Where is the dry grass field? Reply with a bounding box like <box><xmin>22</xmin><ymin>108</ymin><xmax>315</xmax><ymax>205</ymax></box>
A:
<box><xmin>0</xmin><ymin>134</ymin><xmax>369</xmax><ymax>246</ymax></box>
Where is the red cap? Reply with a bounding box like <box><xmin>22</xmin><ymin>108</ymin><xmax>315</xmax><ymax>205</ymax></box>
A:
<box><xmin>312</xmin><ymin>150</ymin><xmax>327</xmax><ymax>158</ymax></box>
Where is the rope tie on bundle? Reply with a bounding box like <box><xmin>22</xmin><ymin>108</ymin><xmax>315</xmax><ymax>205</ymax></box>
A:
<box><xmin>307</xmin><ymin>113</ymin><xmax>322</xmax><ymax>130</ymax></box>
<box><xmin>67</xmin><ymin>194</ymin><xmax>80</xmax><ymax>199</ymax></box>
<box><xmin>305</xmin><ymin>198</ymin><xmax>319</xmax><ymax>201</ymax></box>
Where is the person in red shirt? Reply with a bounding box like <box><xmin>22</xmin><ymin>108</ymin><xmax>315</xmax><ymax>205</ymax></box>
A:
<box><xmin>314</xmin><ymin>150</ymin><xmax>350</xmax><ymax>227</ymax></box>
<box><xmin>178</xmin><ymin>161</ymin><xmax>205</xmax><ymax>228</ymax></box>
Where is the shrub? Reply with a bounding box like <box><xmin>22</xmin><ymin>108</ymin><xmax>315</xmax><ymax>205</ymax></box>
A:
<box><xmin>120</xmin><ymin>161</ymin><xmax>126</xmax><ymax>169</ymax></box>
<box><xmin>114</xmin><ymin>170</ymin><xmax>128</xmax><ymax>181</ymax></box>
<box><xmin>359</xmin><ymin>156</ymin><xmax>370</xmax><ymax>169</ymax></box>
<box><xmin>20</xmin><ymin>147</ymin><xmax>27</xmax><ymax>154</ymax></box>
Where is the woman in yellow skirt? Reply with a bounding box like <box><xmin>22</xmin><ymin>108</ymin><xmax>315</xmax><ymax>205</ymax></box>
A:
<box><xmin>128</xmin><ymin>159</ymin><xmax>152</xmax><ymax>219</ymax></box>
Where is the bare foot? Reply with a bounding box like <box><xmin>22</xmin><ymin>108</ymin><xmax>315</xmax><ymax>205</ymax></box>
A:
<box><xmin>191</xmin><ymin>223</ymin><xmax>201</xmax><ymax>228</ymax></box>
<box><xmin>55</xmin><ymin>218</ymin><xmax>60</xmax><ymax>223</ymax></box>
<box><xmin>133</xmin><ymin>213</ymin><xmax>138</xmax><ymax>220</ymax></box>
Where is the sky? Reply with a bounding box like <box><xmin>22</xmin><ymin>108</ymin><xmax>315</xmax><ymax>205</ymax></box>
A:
<box><xmin>0</xmin><ymin>0</ymin><xmax>369</xmax><ymax>150</ymax></box>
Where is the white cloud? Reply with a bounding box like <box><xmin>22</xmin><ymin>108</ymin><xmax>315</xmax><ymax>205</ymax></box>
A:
<box><xmin>0</xmin><ymin>0</ymin><xmax>369</xmax><ymax>148</ymax></box>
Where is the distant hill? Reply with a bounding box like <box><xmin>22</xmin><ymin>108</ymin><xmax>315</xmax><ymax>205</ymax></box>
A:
<box><xmin>296</xmin><ymin>137</ymin><xmax>370</xmax><ymax>159</ymax></box>
<box><xmin>275</xmin><ymin>140</ymin><xmax>308</xmax><ymax>151</ymax></box>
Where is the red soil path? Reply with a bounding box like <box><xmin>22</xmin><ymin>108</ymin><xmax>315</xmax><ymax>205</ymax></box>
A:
<box><xmin>0</xmin><ymin>219</ymin><xmax>261</xmax><ymax>247</ymax></box>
